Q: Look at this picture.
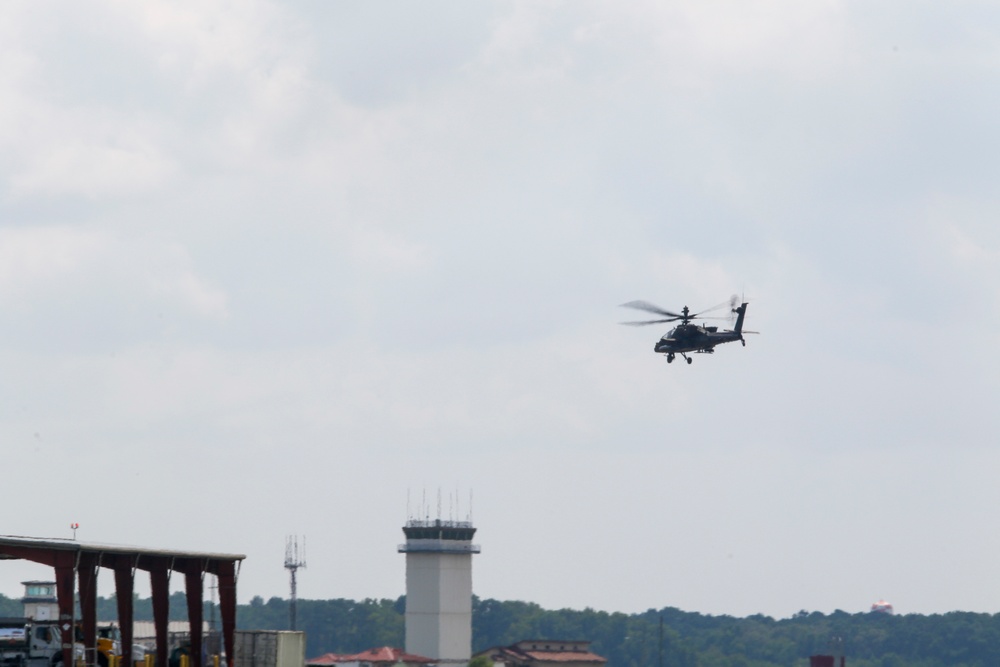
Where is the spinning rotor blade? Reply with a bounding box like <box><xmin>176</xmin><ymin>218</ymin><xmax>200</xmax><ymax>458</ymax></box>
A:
<box><xmin>691</xmin><ymin>298</ymin><xmax>737</xmax><ymax>319</ymax></box>
<box><xmin>620</xmin><ymin>318</ymin><xmax>678</xmax><ymax>327</ymax></box>
<box><xmin>620</xmin><ymin>300</ymin><xmax>684</xmax><ymax>319</ymax></box>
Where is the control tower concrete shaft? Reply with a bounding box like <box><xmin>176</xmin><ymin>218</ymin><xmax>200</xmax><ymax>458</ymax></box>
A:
<box><xmin>398</xmin><ymin>520</ymin><xmax>480</xmax><ymax>665</ymax></box>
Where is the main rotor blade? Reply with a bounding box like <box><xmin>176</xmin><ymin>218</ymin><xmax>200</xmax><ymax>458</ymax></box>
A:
<box><xmin>620</xmin><ymin>318</ymin><xmax>679</xmax><ymax>327</ymax></box>
<box><xmin>691</xmin><ymin>299</ymin><xmax>736</xmax><ymax>318</ymax></box>
<box><xmin>620</xmin><ymin>300</ymin><xmax>683</xmax><ymax>318</ymax></box>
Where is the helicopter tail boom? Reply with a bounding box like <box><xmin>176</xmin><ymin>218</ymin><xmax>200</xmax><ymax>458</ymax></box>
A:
<box><xmin>733</xmin><ymin>302</ymin><xmax>749</xmax><ymax>334</ymax></box>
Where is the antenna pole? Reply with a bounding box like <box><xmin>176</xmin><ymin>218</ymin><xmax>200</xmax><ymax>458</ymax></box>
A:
<box><xmin>284</xmin><ymin>536</ymin><xmax>306</xmax><ymax>631</ymax></box>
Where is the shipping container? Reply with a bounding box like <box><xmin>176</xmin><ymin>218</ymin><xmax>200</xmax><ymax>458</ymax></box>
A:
<box><xmin>233</xmin><ymin>632</ymin><xmax>305</xmax><ymax>667</ymax></box>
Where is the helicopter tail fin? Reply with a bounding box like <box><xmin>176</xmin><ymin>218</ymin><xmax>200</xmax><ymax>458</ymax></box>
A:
<box><xmin>733</xmin><ymin>302</ymin><xmax>749</xmax><ymax>334</ymax></box>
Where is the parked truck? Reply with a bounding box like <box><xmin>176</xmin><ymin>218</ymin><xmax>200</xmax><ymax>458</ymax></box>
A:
<box><xmin>0</xmin><ymin>618</ymin><xmax>127</xmax><ymax>667</ymax></box>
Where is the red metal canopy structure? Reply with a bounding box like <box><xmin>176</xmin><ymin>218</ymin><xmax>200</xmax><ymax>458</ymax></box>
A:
<box><xmin>0</xmin><ymin>535</ymin><xmax>245</xmax><ymax>667</ymax></box>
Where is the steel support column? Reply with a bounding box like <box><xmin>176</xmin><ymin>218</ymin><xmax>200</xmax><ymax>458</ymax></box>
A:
<box><xmin>111</xmin><ymin>556</ymin><xmax>136</xmax><ymax>667</ymax></box>
<box><xmin>183</xmin><ymin>562</ymin><xmax>204</xmax><ymax>667</ymax></box>
<box><xmin>216</xmin><ymin>561</ymin><xmax>237</xmax><ymax>667</ymax></box>
<box><xmin>54</xmin><ymin>553</ymin><xmax>77</xmax><ymax>667</ymax></box>
<box><xmin>149</xmin><ymin>560</ymin><xmax>171</xmax><ymax>667</ymax></box>
<box><xmin>78</xmin><ymin>552</ymin><xmax>100</xmax><ymax>667</ymax></box>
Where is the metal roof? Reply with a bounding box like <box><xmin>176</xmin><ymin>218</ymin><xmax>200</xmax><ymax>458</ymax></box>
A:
<box><xmin>0</xmin><ymin>535</ymin><xmax>245</xmax><ymax>561</ymax></box>
<box><xmin>307</xmin><ymin>647</ymin><xmax>435</xmax><ymax>665</ymax></box>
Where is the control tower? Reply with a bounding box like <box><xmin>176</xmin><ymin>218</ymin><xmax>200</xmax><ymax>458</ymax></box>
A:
<box><xmin>398</xmin><ymin>519</ymin><xmax>480</xmax><ymax>665</ymax></box>
<box><xmin>21</xmin><ymin>581</ymin><xmax>57</xmax><ymax>620</ymax></box>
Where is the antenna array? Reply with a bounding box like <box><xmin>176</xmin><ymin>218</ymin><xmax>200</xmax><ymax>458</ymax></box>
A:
<box><xmin>284</xmin><ymin>536</ymin><xmax>306</xmax><ymax>631</ymax></box>
<box><xmin>406</xmin><ymin>488</ymin><xmax>475</xmax><ymax>523</ymax></box>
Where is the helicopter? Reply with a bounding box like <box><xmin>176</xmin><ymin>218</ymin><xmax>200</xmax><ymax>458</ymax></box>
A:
<box><xmin>620</xmin><ymin>296</ymin><xmax>755</xmax><ymax>364</ymax></box>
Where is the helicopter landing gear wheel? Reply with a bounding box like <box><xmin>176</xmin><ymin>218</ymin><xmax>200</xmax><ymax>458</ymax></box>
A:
<box><xmin>686</xmin><ymin>357</ymin><xmax>693</xmax><ymax>364</ymax></box>
<box><xmin>666</xmin><ymin>353</ymin><xmax>674</xmax><ymax>363</ymax></box>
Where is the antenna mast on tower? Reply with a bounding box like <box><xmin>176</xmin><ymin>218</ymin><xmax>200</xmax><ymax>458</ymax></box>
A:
<box><xmin>284</xmin><ymin>536</ymin><xmax>306</xmax><ymax>631</ymax></box>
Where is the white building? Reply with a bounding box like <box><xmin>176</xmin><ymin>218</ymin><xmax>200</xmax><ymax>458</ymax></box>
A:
<box><xmin>398</xmin><ymin>519</ymin><xmax>480</xmax><ymax>666</ymax></box>
<box><xmin>21</xmin><ymin>581</ymin><xmax>58</xmax><ymax>620</ymax></box>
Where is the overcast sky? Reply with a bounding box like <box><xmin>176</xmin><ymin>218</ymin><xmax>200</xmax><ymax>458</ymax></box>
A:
<box><xmin>2</xmin><ymin>0</ymin><xmax>1000</xmax><ymax>621</ymax></box>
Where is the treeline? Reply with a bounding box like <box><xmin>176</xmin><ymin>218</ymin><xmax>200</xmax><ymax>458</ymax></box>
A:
<box><xmin>5</xmin><ymin>592</ymin><xmax>1000</xmax><ymax>666</ymax></box>
<box><xmin>238</xmin><ymin>599</ymin><xmax>1000</xmax><ymax>667</ymax></box>
<box><xmin>232</xmin><ymin>596</ymin><xmax>1000</xmax><ymax>667</ymax></box>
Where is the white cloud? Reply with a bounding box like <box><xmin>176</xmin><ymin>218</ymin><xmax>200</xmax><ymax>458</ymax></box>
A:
<box><xmin>11</xmin><ymin>138</ymin><xmax>174</xmax><ymax>199</ymax></box>
<box><xmin>148</xmin><ymin>259</ymin><xmax>230</xmax><ymax>320</ymax></box>
<box><xmin>0</xmin><ymin>228</ymin><xmax>228</xmax><ymax>341</ymax></box>
<box><xmin>1</xmin><ymin>0</ymin><xmax>1000</xmax><ymax>619</ymax></box>
<box><xmin>349</xmin><ymin>226</ymin><xmax>433</xmax><ymax>273</ymax></box>
<box><xmin>0</xmin><ymin>227</ymin><xmax>107</xmax><ymax>296</ymax></box>
<box><xmin>942</xmin><ymin>222</ymin><xmax>1000</xmax><ymax>267</ymax></box>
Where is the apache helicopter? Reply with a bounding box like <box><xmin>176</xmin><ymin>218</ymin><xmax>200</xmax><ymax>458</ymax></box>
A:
<box><xmin>620</xmin><ymin>296</ymin><xmax>755</xmax><ymax>364</ymax></box>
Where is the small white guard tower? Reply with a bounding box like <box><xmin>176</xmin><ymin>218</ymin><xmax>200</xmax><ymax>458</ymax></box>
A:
<box><xmin>21</xmin><ymin>580</ymin><xmax>58</xmax><ymax>620</ymax></box>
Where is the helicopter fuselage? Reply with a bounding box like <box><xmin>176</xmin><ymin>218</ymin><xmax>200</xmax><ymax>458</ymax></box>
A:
<box><xmin>653</xmin><ymin>302</ymin><xmax>750</xmax><ymax>362</ymax></box>
<box><xmin>654</xmin><ymin>324</ymin><xmax>742</xmax><ymax>355</ymax></box>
